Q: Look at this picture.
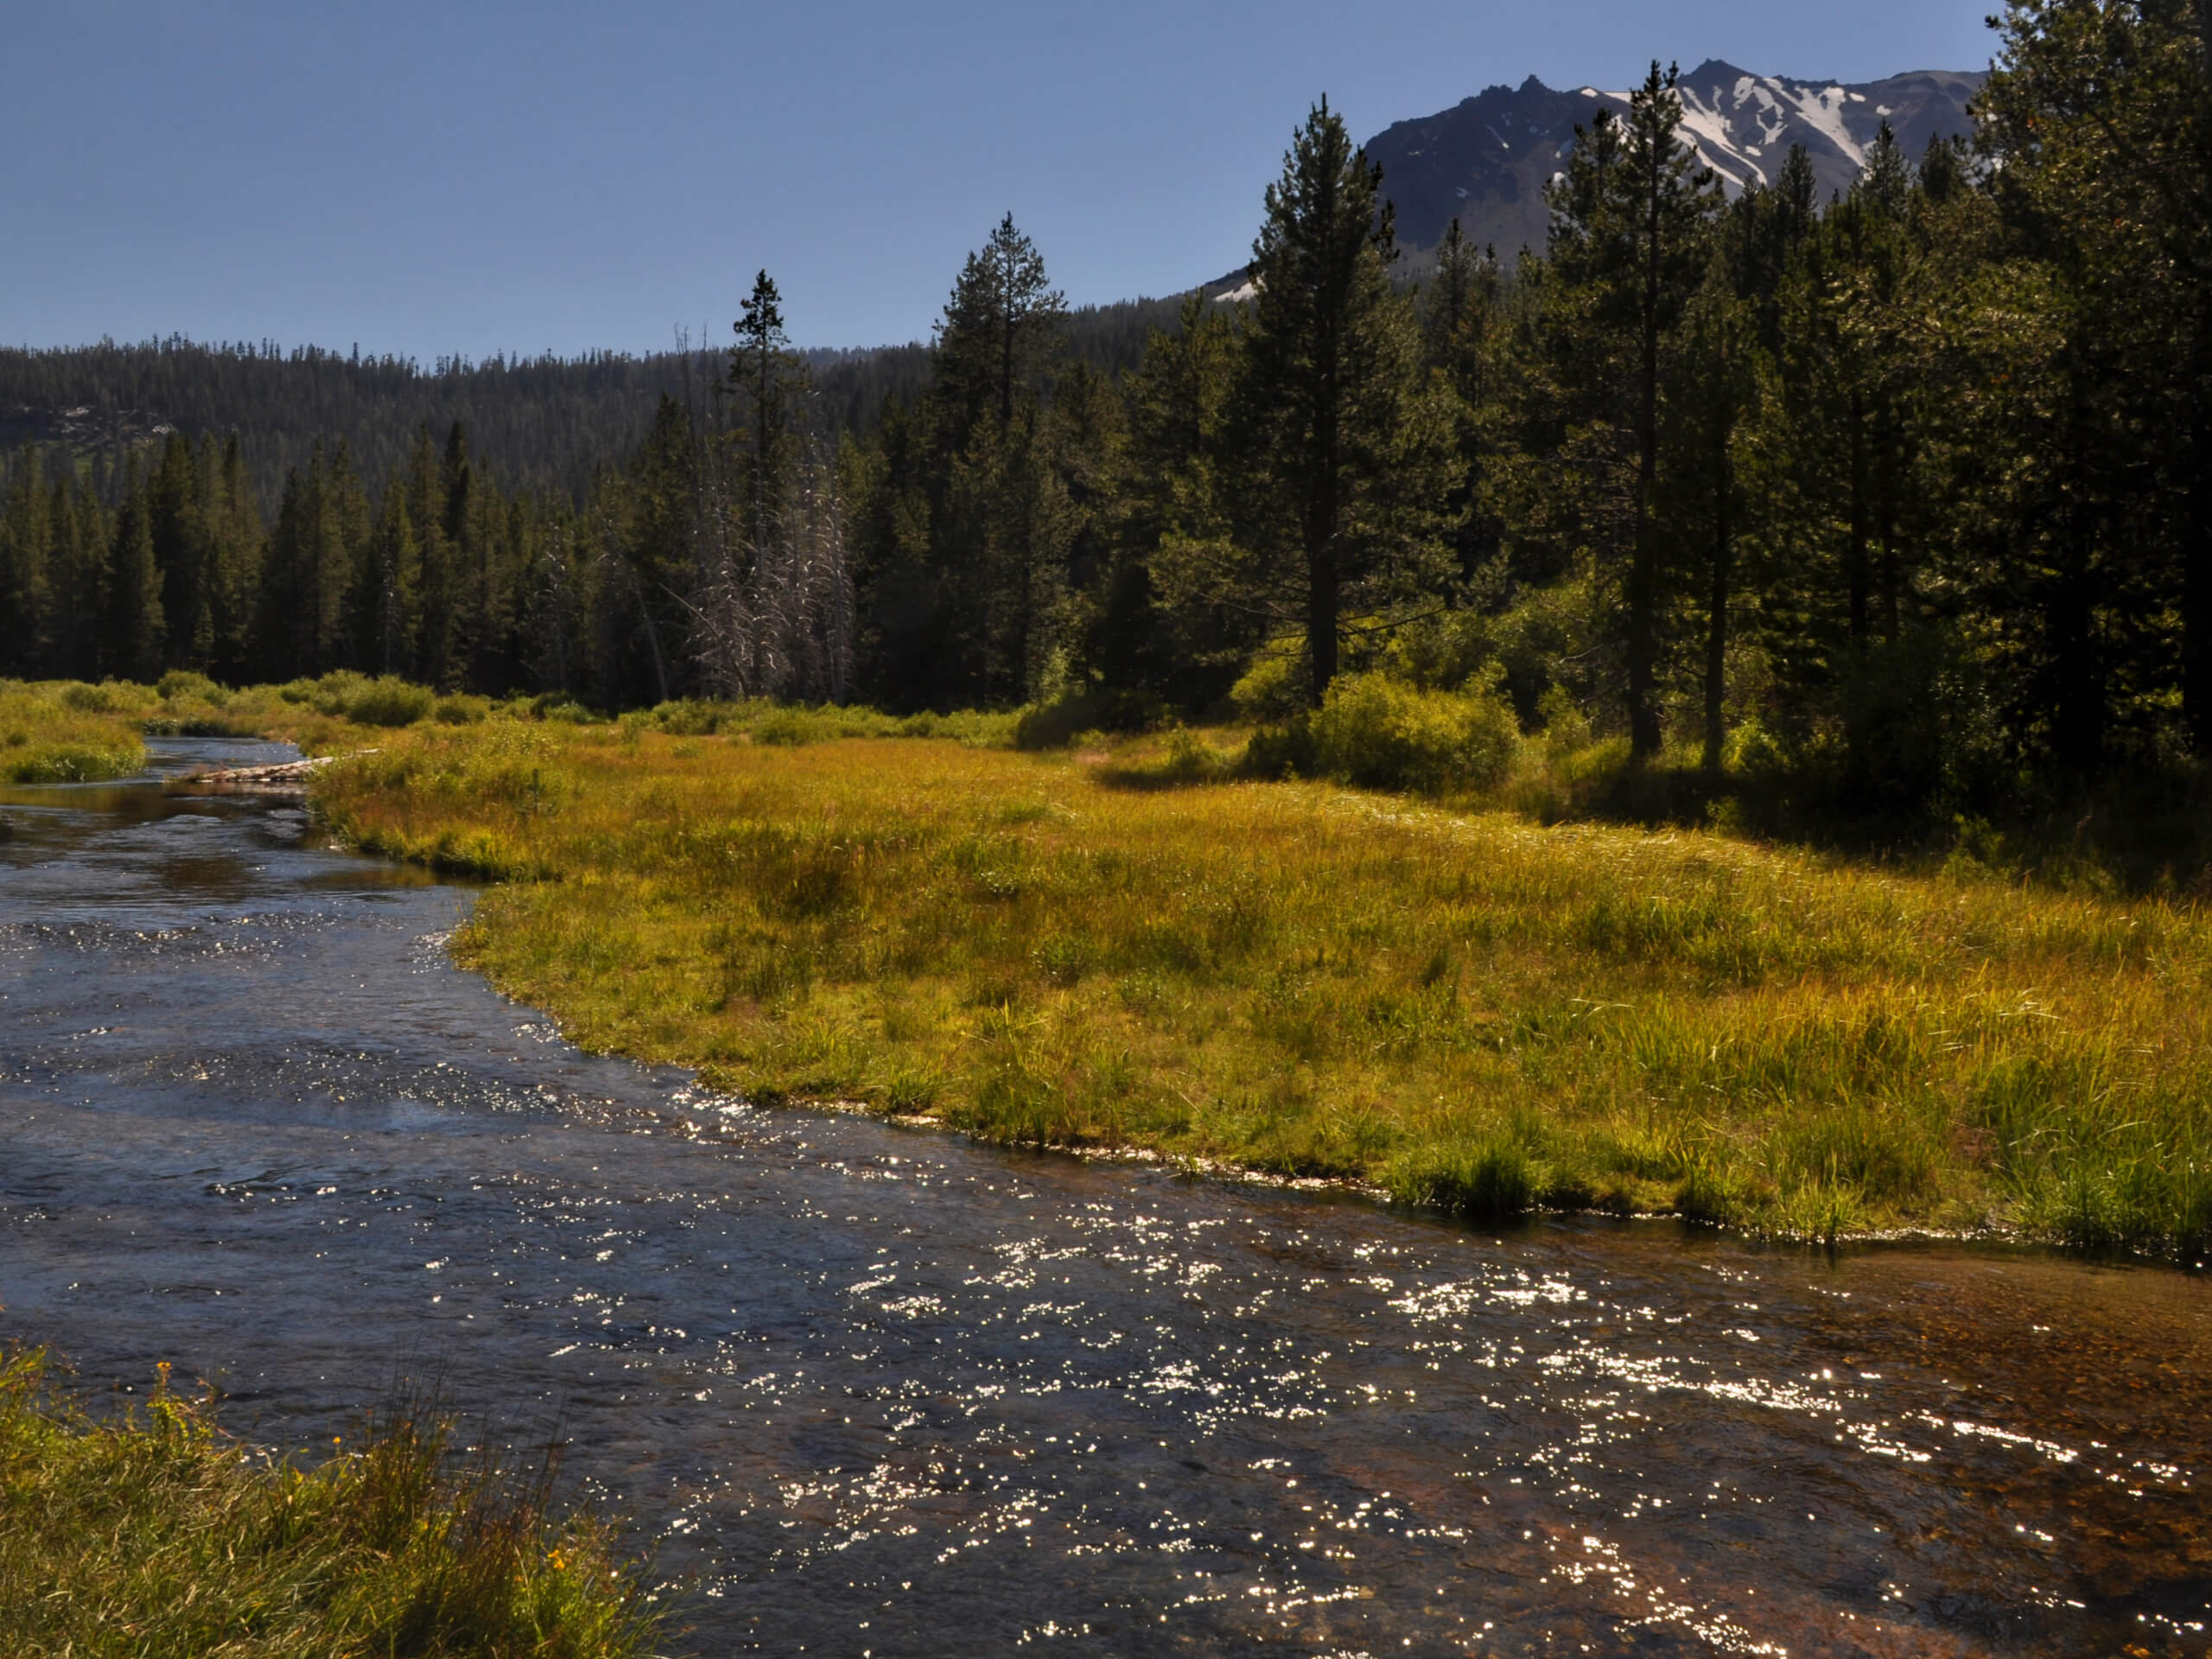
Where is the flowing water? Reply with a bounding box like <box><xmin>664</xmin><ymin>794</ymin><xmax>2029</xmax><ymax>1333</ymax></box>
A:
<box><xmin>3</xmin><ymin>737</ymin><xmax>2209</xmax><ymax>1657</ymax></box>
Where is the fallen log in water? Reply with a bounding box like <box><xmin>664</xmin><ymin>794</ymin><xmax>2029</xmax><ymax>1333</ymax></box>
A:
<box><xmin>168</xmin><ymin>753</ymin><xmax>372</xmax><ymax>798</ymax></box>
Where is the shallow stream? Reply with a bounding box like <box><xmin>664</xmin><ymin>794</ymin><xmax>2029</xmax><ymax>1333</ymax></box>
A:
<box><xmin>2</xmin><ymin>738</ymin><xmax>2209</xmax><ymax>1656</ymax></box>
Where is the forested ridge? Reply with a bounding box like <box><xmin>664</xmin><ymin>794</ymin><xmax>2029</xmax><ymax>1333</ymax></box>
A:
<box><xmin>0</xmin><ymin>295</ymin><xmax>1184</xmax><ymax>506</ymax></box>
<box><xmin>5</xmin><ymin>1</ymin><xmax>2209</xmax><ymax>861</ymax></box>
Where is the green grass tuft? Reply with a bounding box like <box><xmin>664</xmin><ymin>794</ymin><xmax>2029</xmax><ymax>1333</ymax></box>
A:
<box><xmin>0</xmin><ymin>1350</ymin><xmax>659</xmax><ymax>1659</ymax></box>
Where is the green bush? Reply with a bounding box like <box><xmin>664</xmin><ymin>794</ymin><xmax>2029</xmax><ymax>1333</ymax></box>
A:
<box><xmin>58</xmin><ymin>682</ymin><xmax>116</xmax><ymax>713</ymax></box>
<box><xmin>1305</xmin><ymin>672</ymin><xmax>1519</xmax><ymax>795</ymax></box>
<box><xmin>341</xmin><ymin>677</ymin><xmax>435</xmax><ymax>728</ymax></box>
<box><xmin>1229</xmin><ymin>641</ymin><xmax>1310</xmax><ymax>723</ymax></box>
<box><xmin>1160</xmin><ymin>725</ymin><xmax>1230</xmax><ymax>782</ymax></box>
<box><xmin>156</xmin><ymin>670</ymin><xmax>226</xmax><ymax>706</ymax></box>
<box><xmin>652</xmin><ymin>698</ymin><xmax>732</xmax><ymax>735</ymax></box>
<box><xmin>292</xmin><ymin>671</ymin><xmax>433</xmax><ymax>727</ymax></box>
<box><xmin>432</xmin><ymin>693</ymin><xmax>489</xmax><ymax>725</ymax></box>
<box><xmin>1014</xmin><ymin>689</ymin><xmax>1160</xmax><ymax>751</ymax></box>
<box><xmin>529</xmin><ymin>693</ymin><xmax>598</xmax><ymax>725</ymax></box>
<box><xmin>752</xmin><ymin>708</ymin><xmax>829</xmax><ymax>746</ymax></box>
<box><xmin>1535</xmin><ymin>684</ymin><xmax>1592</xmax><ymax>757</ymax></box>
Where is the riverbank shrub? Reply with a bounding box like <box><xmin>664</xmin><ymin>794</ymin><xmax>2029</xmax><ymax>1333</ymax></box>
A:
<box><xmin>0</xmin><ymin>683</ymin><xmax>145</xmax><ymax>783</ymax></box>
<box><xmin>0</xmin><ymin>1349</ymin><xmax>658</xmax><ymax>1659</ymax></box>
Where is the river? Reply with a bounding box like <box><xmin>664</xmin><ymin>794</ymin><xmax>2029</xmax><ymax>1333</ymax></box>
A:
<box><xmin>2</xmin><ymin>736</ymin><xmax>2208</xmax><ymax>1656</ymax></box>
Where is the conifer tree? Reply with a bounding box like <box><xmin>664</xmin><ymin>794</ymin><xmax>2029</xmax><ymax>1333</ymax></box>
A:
<box><xmin>207</xmin><ymin>434</ymin><xmax>264</xmax><ymax>682</ymax></box>
<box><xmin>729</xmin><ymin>270</ymin><xmax>805</xmax><ymax>555</ymax></box>
<box><xmin>919</xmin><ymin>215</ymin><xmax>1072</xmax><ymax>702</ymax></box>
<box><xmin>1121</xmin><ymin>297</ymin><xmax>1245</xmax><ymax>703</ymax></box>
<box><xmin>148</xmin><ymin>431</ymin><xmax>211</xmax><ymax>670</ymax></box>
<box><xmin>441</xmin><ymin>423</ymin><xmax>484</xmax><ymax>689</ymax></box>
<box><xmin>1980</xmin><ymin>0</ymin><xmax>2212</xmax><ymax>765</ymax></box>
<box><xmin>1668</xmin><ymin>269</ymin><xmax>1758</xmax><ymax>772</ymax></box>
<box><xmin>105</xmin><ymin>459</ymin><xmax>165</xmax><ymax>681</ymax></box>
<box><xmin>1544</xmin><ymin>62</ymin><xmax>1723</xmax><ymax>756</ymax></box>
<box><xmin>405</xmin><ymin>426</ymin><xmax>457</xmax><ymax>688</ymax></box>
<box><xmin>45</xmin><ymin>467</ymin><xmax>102</xmax><ymax>681</ymax></box>
<box><xmin>1229</xmin><ymin>97</ymin><xmax>1449</xmax><ymax>702</ymax></box>
<box><xmin>360</xmin><ymin>479</ymin><xmax>421</xmax><ymax>674</ymax></box>
<box><xmin>933</xmin><ymin>214</ymin><xmax>1068</xmax><ymax>452</ymax></box>
<box><xmin>0</xmin><ymin>448</ymin><xmax>53</xmax><ymax>671</ymax></box>
<box><xmin>1425</xmin><ymin>220</ymin><xmax>1503</xmax><ymax>580</ymax></box>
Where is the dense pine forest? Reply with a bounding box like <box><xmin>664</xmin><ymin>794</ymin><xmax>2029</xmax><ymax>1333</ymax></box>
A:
<box><xmin>3</xmin><ymin>1</ymin><xmax>2208</xmax><ymax>855</ymax></box>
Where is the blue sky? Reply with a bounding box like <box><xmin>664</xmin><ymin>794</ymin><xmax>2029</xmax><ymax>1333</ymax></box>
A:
<box><xmin>8</xmin><ymin>1</ymin><xmax>1997</xmax><ymax>359</ymax></box>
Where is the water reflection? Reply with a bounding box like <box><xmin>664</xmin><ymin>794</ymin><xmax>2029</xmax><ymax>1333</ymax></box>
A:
<box><xmin>0</xmin><ymin>739</ymin><xmax>2207</xmax><ymax>1656</ymax></box>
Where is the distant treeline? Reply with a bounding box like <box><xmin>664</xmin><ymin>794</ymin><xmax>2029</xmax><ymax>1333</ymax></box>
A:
<box><xmin>3</xmin><ymin>0</ymin><xmax>2209</xmax><ymax>830</ymax></box>
<box><xmin>0</xmin><ymin>296</ymin><xmax>1186</xmax><ymax>508</ymax></box>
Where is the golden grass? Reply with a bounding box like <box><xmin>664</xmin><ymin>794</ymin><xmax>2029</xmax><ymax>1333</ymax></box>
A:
<box><xmin>312</xmin><ymin>717</ymin><xmax>2212</xmax><ymax>1255</ymax></box>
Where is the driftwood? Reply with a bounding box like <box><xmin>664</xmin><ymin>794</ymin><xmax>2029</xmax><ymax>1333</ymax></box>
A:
<box><xmin>169</xmin><ymin>753</ymin><xmax>372</xmax><ymax>799</ymax></box>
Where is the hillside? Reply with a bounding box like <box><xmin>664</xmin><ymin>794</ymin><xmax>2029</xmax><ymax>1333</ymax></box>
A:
<box><xmin>0</xmin><ymin>295</ymin><xmax>1185</xmax><ymax>507</ymax></box>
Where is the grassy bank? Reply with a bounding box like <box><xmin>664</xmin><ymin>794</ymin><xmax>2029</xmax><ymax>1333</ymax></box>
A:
<box><xmin>0</xmin><ymin>681</ymin><xmax>149</xmax><ymax>782</ymax></box>
<box><xmin>0</xmin><ymin>1350</ymin><xmax>658</xmax><ymax>1658</ymax></box>
<box><xmin>0</xmin><ymin>671</ymin><xmax>435</xmax><ymax>780</ymax></box>
<box><xmin>308</xmin><ymin>715</ymin><xmax>2212</xmax><ymax>1257</ymax></box>
<box><xmin>9</xmin><ymin>676</ymin><xmax>2209</xmax><ymax>1255</ymax></box>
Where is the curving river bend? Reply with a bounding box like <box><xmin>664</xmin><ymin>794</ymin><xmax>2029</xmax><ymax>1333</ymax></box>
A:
<box><xmin>3</xmin><ymin>738</ymin><xmax>2209</xmax><ymax>1656</ymax></box>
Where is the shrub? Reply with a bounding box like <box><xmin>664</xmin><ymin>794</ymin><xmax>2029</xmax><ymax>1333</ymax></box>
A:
<box><xmin>1229</xmin><ymin>641</ymin><xmax>1309</xmax><ymax>724</ymax></box>
<box><xmin>1305</xmin><ymin>672</ymin><xmax>1518</xmax><ymax>795</ymax></box>
<box><xmin>57</xmin><ymin>682</ymin><xmax>115</xmax><ymax>713</ymax></box>
<box><xmin>341</xmin><ymin>677</ymin><xmax>435</xmax><ymax>728</ymax></box>
<box><xmin>156</xmin><ymin>670</ymin><xmax>226</xmax><ymax>706</ymax></box>
<box><xmin>1382</xmin><ymin>608</ymin><xmax>1499</xmax><ymax>692</ymax></box>
<box><xmin>1535</xmin><ymin>684</ymin><xmax>1592</xmax><ymax>757</ymax></box>
<box><xmin>1014</xmin><ymin>689</ymin><xmax>1160</xmax><ymax>751</ymax></box>
<box><xmin>753</xmin><ymin>708</ymin><xmax>829</xmax><ymax>746</ymax></box>
<box><xmin>652</xmin><ymin>698</ymin><xmax>731</xmax><ymax>735</ymax></box>
<box><xmin>1160</xmin><ymin>725</ymin><xmax>1230</xmax><ymax>782</ymax></box>
<box><xmin>531</xmin><ymin>696</ymin><xmax>598</xmax><ymax>725</ymax></box>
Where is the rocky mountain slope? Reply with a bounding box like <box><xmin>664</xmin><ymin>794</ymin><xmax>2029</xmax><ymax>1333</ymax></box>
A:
<box><xmin>1360</xmin><ymin>60</ymin><xmax>1985</xmax><ymax>257</ymax></box>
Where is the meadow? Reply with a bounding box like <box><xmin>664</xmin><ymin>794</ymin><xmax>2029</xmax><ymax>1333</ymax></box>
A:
<box><xmin>311</xmin><ymin>702</ymin><xmax>2212</xmax><ymax>1257</ymax></box>
<box><xmin>9</xmin><ymin>673</ymin><xmax>2211</xmax><ymax>1256</ymax></box>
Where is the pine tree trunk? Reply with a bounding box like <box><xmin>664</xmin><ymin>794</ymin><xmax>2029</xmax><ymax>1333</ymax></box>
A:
<box><xmin>2190</xmin><ymin>41</ymin><xmax>2212</xmax><ymax>758</ymax></box>
<box><xmin>2050</xmin><ymin>374</ymin><xmax>2105</xmax><ymax>779</ymax></box>
<box><xmin>1306</xmin><ymin>353</ymin><xmax>1343</xmax><ymax>707</ymax></box>
<box><xmin>1626</xmin><ymin>328</ymin><xmax>1662</xmax><ymax>757</ymax></box>
<box><xmin>1626</xmin><ymin>152</ymin><xmax>1664</xmax><ymax>761</ymax></box>
<box><xmin>1880</xmin><ymin>524</ymin><xmax>1900</xmax><ymax>644</ymax></box>
<box><xmin>1703</xmin><ymin>441</ymin><xmax>1732</xmax><ymax>776</ymax></box>
<box><xmin>1306</xmin><ymin>537</ymin><xmax>1338</xmax><ymax>707</ymax></box>
<box><xmin>1847</xmin><ymin>397</ymin><xmax>1871</xmax><ymax>643</ymax></box>
<box><xmin>2185</xmin><ymin>442</ymin><xmax>2211</xmax><ymax>756</ymax></box>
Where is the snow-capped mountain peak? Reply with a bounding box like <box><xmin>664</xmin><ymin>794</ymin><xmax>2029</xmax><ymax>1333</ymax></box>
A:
<box><xmin>1360</xmin><ymin>61</ymin><xmax>1984</xmax><ymax>257</ymax></box>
